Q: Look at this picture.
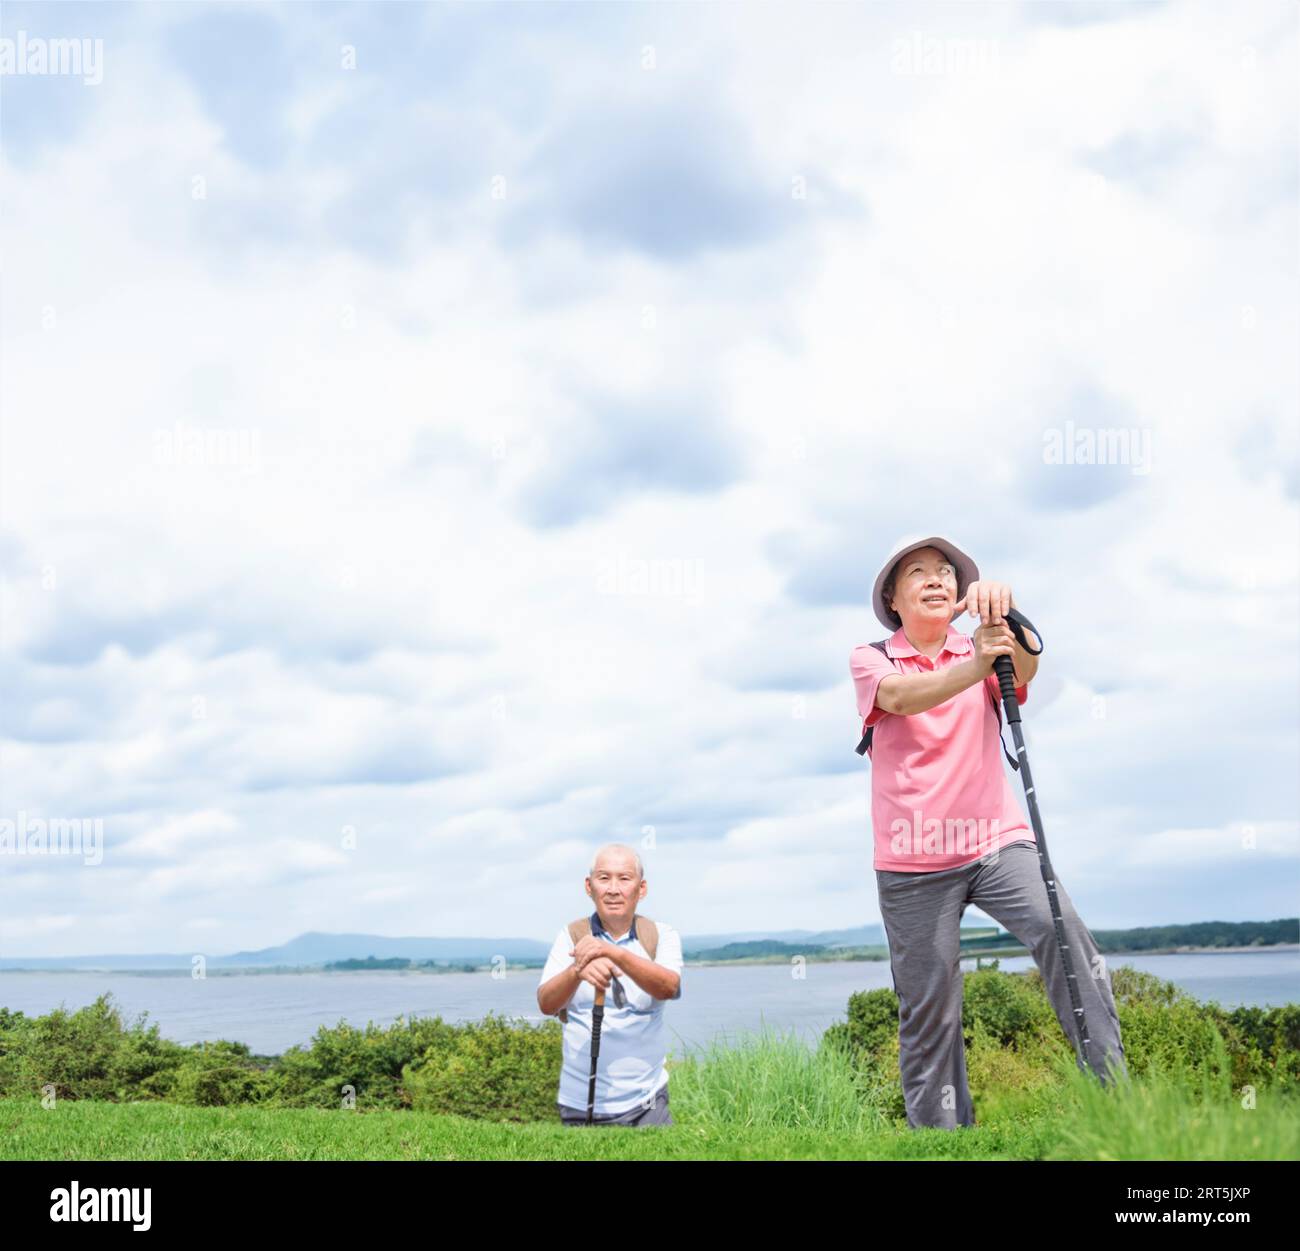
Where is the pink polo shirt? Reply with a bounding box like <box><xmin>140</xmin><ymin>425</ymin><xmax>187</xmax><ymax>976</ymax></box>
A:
<box><xmin>850</xmin><ymin>624</ymin><xmax>1035</xmax><ymax>873</ymax></box>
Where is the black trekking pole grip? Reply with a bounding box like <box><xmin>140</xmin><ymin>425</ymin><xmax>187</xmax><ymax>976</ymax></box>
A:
<box><xmin>991</xmin><ymin>607</ymin><xmax>1041</xmax><ymax>725</ymax></box>
<box><xmin>992</xmin><ymin>654</ymin><xmax>1021</xmax><ymax>722</ymax></box>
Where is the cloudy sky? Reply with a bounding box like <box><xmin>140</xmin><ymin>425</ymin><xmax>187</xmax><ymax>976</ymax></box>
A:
<box><xmin>1</xmin><ymin>0</ymin><xmax>1296</xmax><ymax>959</ymax></box>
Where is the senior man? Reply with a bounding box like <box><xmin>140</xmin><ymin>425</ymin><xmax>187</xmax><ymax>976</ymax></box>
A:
<box><xmin>537</xmin><ymin>844</ymin><xmax>683</xmax><ymax>1127</ymax></box>
<box><xmin>850</xmin><ymin>534</ymin><xmax>1126</xmax><ymax>1130</ymax></box>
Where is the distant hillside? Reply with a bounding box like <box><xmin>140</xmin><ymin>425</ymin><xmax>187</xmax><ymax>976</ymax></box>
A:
<box><xmin>687</xmin><ymin>940</ymin><xmax>831</xmax><ymax>961</ymax></box>
<box><xmin>1</xmin><ymin>918</ymin><xmax>1292</xmax><ymax>972</ymax></box>
<box><xmin>1094</xmin><ymin>919</ymin><xmax>1298</xmax><ymax>953</ymax></box>
<box><xmin>219</xmin><ymin>931</ymin><xmax>549</xmax><ymax>967</ymax></box>
<box><xmin>0</xmin><ymin>930</ymin><xmax>551</xmax><ymax>972</ymax></box>
<box><xmin>683</xmin><ymin>924</ymin><xmax>887</xmax><ymax>951</ymax></box>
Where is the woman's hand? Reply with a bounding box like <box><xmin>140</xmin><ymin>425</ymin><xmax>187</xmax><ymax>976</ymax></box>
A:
<box><xmin>971</xmin><ymin>620</ymin><xmax>1017</xmax><ymax>677</ymax></box>
<box><xmin>957</xmin><ymin>580</ymin><xmax>1014</xmax><ymax>625</ymax></box>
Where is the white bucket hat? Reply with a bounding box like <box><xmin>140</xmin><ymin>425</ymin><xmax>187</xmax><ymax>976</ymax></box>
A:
<box><xmin>871</xmin><ymin>534</ymin><xmax>980</xmax><ymax>630</ymax></box>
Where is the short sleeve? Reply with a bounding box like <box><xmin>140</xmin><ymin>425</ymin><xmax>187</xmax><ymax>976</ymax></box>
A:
<box><xmin>654</xmin><ymin>924</ymin><xmax>683</xmax><ymax>1000</ymax></box>
<box><xmin>539</xmin><ymin>927</ymin><xmax>573</xmax><ymax>989</ymax></box>
<box><xmin>850</xmin><ymin>644</ymin><xmax>897</xmax><ymax>729</ymax></box>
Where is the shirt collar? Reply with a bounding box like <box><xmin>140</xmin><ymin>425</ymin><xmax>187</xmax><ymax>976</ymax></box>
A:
<box><xmin>590</xmin><ymin>910</ymin><xmax>639</xmax><ymax>944</ymax></box>
<box><xmin>885</xmin><ymin>624</ymin><xmax>972</xmax><ymax>660</ymax></box>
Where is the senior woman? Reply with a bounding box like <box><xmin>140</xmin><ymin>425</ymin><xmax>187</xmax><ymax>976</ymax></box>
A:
<box><xmin>850</xmin><ymin>534</ymin><xmax>1127</xmax><ymax>1130</ymax></box>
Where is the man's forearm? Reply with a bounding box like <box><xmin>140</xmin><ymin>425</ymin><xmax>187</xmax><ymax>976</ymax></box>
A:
<box><xmin>878</xmin><ymin>658</ymin><xmax>987</xmax><ymax>716</ymax></box>
<box><xmin>537</xmin><ymin>964</ymin><xmax>582</xmax><ymax>1016</ymax></box>
<box><xmin>607</xmin><ymin>946</ymin><xmax>679</xmax><ymax>1000</ymax></box>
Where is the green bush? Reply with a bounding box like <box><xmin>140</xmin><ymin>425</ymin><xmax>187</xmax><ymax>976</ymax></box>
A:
<box><xmin>275</xmin><ymin>1015</ymin><xmax>458</xmax><ymax>1110</ymax></box>
<box><xmin>832</xmin><ymin>987</ymin><xmax>900</xmax><ymax>1058</ymax></box>
<box><xmin>0</xmin><ymin>997</ymin><xmax>558</xmax><ymax>1117</ymax></box>
<box><xmin>0</xmin><ymin>995</ymin><xmax>147</xmax><ymax>1101</ymax></box>
<box><xmin>1109</xmin><ymin>1000</ymin><xmax>1229</xmax><ymax>1089</ymax></box>
<box><xmin>0</xmin><ymin>1006</ymin><xmax>29</xmax><ymax>1032</ymax></box>
<box><xmin>1177</xmin><ymin>1001</ymin><xmax>1300</xmax><ymax>1098</ymax></box>
<box><xmin>964</xmin><ymin>1017</ymin><xmax>1070</xmax><ymax>1122</ymax></box>
<box><xmin>961</xmin><ymin>965</ymin><xmax>1059</xmax><ymax>1047</ymax></box>
<box><xmin>0</xmin><ymin>1007</ymin><xmax>31</xmax><ymax>1096</ymax></box>
<box><xmin>102</xmin><ymin>1020</ymin><xmax>191</xmax><ymax>1100</ymax></box>
<box><xmin>0</xmin><ymin>994</ymin><xmax>259</xmax><ymax>1104</ymax></box>
<box><xmin>1222</xmin><ymin>1004</ymin><xmax>1300</xmax><ymax>1095</ymax></box>
<box><xmin>1109</xmin><ymin>965</ymin><xmax>1185</xmax><ymax>1008</ymax></box>
<box><xmin>167</xmin><ymin>1040</ymin><xmax>280</xmax><ymax>1107</ymax></box>
<box><xmin>402</xmin><ymin>1013</ymin><xmax>561</xmax><ymax>1121</ymax></box>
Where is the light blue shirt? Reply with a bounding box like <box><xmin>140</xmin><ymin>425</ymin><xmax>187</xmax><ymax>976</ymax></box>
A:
<box><xmin>539</xmin><ymin>913</ymin><xmax>683</xmax><ymax>1116</ymax></box>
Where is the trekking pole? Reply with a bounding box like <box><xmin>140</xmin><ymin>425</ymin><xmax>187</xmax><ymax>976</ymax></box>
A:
<box><xmin>585</xmin><ymin>985</ymin><xmax>606</xmax><ymax>1125</ymax></box>
<box><xmin>992</xmin><ymin>607</ymin><xmax>1093</xmax><ymax>1076</ymax></box>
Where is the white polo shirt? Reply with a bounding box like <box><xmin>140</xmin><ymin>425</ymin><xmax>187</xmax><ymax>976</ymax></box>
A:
<box><xmin>539</xmin><ymin>912</ymin><xmax>684</xmax><ymax>1116</ymax></box>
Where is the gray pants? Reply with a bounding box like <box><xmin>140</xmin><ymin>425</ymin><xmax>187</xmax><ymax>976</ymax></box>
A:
<box><xmin>559</xmin><ymin>1083</ymin><xmax>673</xmax><ymax>1127</ymax></box>
<box><xmin>877</xmin><ymin>839</ymin><xmax>1127</xmax><ymax>1130</ymax></box>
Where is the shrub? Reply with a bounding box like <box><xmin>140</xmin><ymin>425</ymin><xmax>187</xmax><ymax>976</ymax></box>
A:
<box><xmin>834</xmin><ymin>987</ymin><xmax>900</xmax><ymax>1058</ymax></box>
<box><xmin>0</xmin><ymin>993</ymin><xmax>254</xmax><ymax>1104</ymax></box>
<box><xmin>102</xmin><ymin>1020</ymin><xmax>190</xmax><ymax>1100</ymax></box>
<box><xmin>961</xmin><ymin>965</ymin><xmax>1059</xmax><ymax>1047</ymax></box>
<box><xmin>1116</xmin><ymin>998</ymin><xmax>1232</xmax><ymax>1092</ymax></box>
<box><xmin>402</xmin><ymin>1013</ymin><xmax>561</xmax><ymax>1121</ymax></box>
<box><xmin>1109</xmin><ymin>965</ymin><xmax>1185</xmax><ymax>1008</ymax></box>
<box><xmin>275</xmin><ymin>1015</ymin><xmax>458</xmax><ymax>1110</ymax></box>
<box><xmin>1219</xmin><ymin>1004</ymin><xmax>1300</xmax><ymax>1095</ymax></box>
<box><xmin>0</xmin><ymin>998</ymin><xmax>558</xmax><ymax>1117</ymax></box>
<box><xmin>167</xmin><ymin>1040</ymin><xmax>280</xmax><ymax>1107</ymax></box>
<box><xmin>2</xmin><ymin>995</ymin><xmax>132</xmax><ymax>1101</ymax></box>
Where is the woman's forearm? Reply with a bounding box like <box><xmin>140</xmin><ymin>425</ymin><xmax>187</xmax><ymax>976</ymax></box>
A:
<box><xmin>1012</xmin><ymin>639</ymin><xmax>1039</xmax><ymax>686</ymax></box>
<box><xmin>876</xmin><ymin>658</ymin><xmax>987</xmax><ymax>716</ymax></box>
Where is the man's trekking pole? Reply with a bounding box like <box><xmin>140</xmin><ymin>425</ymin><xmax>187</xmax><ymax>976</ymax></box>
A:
<box><xmin>585</xmin><ymin>985</ymin><xmax>606</xmax><ymax>1125</ymax></box>
<box><xmin>992</xmin><ymin>607</ymin><xmax>1093</xmax><ymax>1076</ymax></box>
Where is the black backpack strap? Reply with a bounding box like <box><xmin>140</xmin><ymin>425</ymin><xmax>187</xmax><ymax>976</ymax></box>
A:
<box><xmin>988</xmin><ymin>682</ymin><xmax>1020</xmax><ymax>772</ymax></box>
<box><xmin>631</xmin><ymin>915</ymin><xmax>658</xmax><ymax>961</ymax></box>
<box><xmin>855</xmin><ymin>641</ymin><xmax>894</xmax><ymax>756</ymax></box>
<box><xmin>855</xmin><ymin>639</ymin><xmax>1020</xmax><ymax>771</ymax></box>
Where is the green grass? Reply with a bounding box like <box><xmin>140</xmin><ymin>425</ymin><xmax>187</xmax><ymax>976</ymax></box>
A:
<box><xmin>668</xmin><ymin>1030</ymin><xmax>889</xmax><ymax>1133</ymax></box>
<box><xmin>3</xmin><ymin>1029</ymin><xmax>1296</xmax><ymax>1161</ymax></box>
<box><xmin>1045</xmin><ymin>1046</ymin><xmax>1298</xmax><ymax>1161</ymax></box>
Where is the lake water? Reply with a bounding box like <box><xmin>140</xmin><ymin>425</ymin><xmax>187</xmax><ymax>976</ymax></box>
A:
<box><xmin>1</xmin><ymin>949</ymin><xmax>1295</xmax><ymax>1057</ymax></box>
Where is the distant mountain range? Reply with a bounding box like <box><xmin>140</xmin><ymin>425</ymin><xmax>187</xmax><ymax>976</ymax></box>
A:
<box><xmin>0</xmin><ymin>925</ymin><xmax>889</xmax><ymax>971</ymax></box>
<box><xmin>685</xmin><ymin>924</ymin><xmax>889</xmax><ymax>951</ymax></box>
<box><xmin>4</xmin><ymin>919</ymin><xmax>1292</xmax><ymax>972</ymax></box>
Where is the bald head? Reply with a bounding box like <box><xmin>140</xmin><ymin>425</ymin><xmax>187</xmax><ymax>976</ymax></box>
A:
<box><xmin>589</xmin><ymin>843</ymin><xmax>643</xmax><ymax>879</ymax></box>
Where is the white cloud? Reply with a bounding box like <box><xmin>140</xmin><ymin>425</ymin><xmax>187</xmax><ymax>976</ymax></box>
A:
<box><xmin>1120</xmin><ymin>821</ymin><xmax>1300</xmax><ymax>868</ymax></box>
<box><xmin>0</xmin><ymin>0</ymin><xmax>1295</xmax><ymax>955</ymax></box>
